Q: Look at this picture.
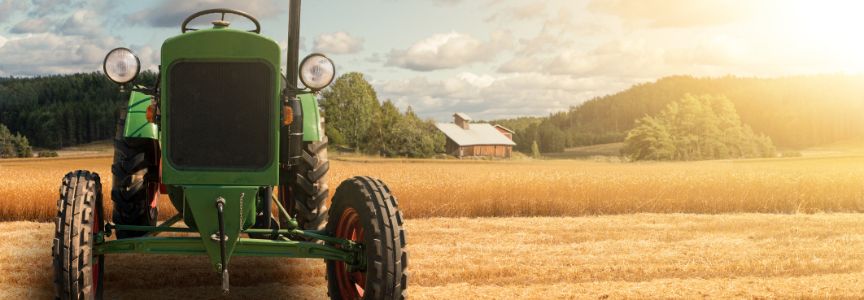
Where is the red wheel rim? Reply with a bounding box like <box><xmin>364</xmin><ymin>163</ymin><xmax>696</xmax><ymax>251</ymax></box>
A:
<box><xmin>334</xmin><ymin>208</ymin><xmax>365</xmax><ymax>298</ymax></box>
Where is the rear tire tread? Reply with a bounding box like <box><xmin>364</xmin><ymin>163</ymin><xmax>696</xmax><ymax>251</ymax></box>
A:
<box><xmin>288</xmin><ymin>136</ymin><xmax>330</xmax><ymax>230</ymax></box>
<box><xmin>111</xmin><ymin>106</ymin><xmax>158</xmax><ymax>239</ymax></box>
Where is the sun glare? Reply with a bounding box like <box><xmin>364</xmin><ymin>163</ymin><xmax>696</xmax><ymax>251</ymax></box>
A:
<box><xmin>785</xmin><ymin>1</ymin><xmax>864</xmax><ymax>72</ymax></box>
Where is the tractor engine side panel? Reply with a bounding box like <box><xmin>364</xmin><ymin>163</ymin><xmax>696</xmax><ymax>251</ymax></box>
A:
<box><xmin>123</xmin><ymin>91</ymin><xmax>159</xmax><ymax>140</ymax></box>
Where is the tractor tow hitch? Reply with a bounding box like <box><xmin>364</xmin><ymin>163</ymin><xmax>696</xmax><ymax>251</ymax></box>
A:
<box><xmin>215</xmin><ymin>197</ymin><xmax>229</xmax><ymax>294</ymax></box>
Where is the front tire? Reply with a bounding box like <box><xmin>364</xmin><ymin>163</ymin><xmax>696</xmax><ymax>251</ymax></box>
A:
<box><xmin>325</xmin><ymin>176</ymin><xmax>407</xmax><ymax>299</ymax></box>
<box><xmin>53</xmin><ymin>170</ymin><xmax>105</xmax><ymax>300</ymax></box>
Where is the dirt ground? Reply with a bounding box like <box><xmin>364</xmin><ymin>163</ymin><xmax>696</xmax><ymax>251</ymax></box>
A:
<box><xmin>2</xmin><ymin>214</ymin><xmax>864</xmax><ymax>299</ymax></box>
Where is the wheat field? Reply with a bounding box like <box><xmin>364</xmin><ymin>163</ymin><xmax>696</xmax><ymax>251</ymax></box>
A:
<box><xmin>3</xmin><ymin>153</ymin><xmax>864</xmax><ymax>298</ymax></box>
<box><xmin>3</xmin><ymin>214</ymin><xmax>864</xmax><ymax>299</ymax></box>
<box><xmin>1</xmin><ymin>153</ymin><xmax>864</xmax><ymax>221</ymax></box>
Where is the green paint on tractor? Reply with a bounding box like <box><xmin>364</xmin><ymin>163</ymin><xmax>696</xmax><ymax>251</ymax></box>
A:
<box><xmin>52</xmin><ymin>4</ymin><xmax>407</xmax><ymax>299</ymax></box>
<box><xmin>183</xmin><ymin>186</ymin><xmax>258</xmax><ymax>269</ymax></box>
<box><xmin>123</xmin><ymin>91</ymin><xmax>158</xmax><ymax>139</ymax></box>
<box><xmin>299</xmin><ymin>93</ymin><xmax>323</xmax><ymax>142</ymax></box>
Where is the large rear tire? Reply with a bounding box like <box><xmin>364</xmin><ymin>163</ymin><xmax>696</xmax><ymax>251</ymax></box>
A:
<box><xmin>53</xmin><ymin>170</ymin><xmax>105</xmax><ymax>300</ymax></box>
<box><xmin>283</xmin><ymin>135</ymin><xmax>330</xmax><ymax>231</ymax></box>
<box><xmin>325</xmin><ymin>176</ymin><xmax>407</xmax><ymax>300</ymax></box>
<box><xmin>111</xmin><ymin>106</ymin><xmax>159</xmax><ymax>239</ymax></box>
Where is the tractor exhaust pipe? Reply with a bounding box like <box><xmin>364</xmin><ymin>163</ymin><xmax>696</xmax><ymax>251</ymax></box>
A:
<box><xmin>286</xmin><ymin>0</ymin><xmax>301</xmax><ymax>91</ymax></box>
<box><xmin>283</xmin><ymin>0</ymin><xmax>303</xmax><ymax>169</ymax></box>
<box><xmin>282</xmin><ymin>0</ymin><xmax>304</xmax><ymax>170</ymax></box>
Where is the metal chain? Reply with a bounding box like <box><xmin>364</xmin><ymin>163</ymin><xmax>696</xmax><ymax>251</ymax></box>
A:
<box><xmin>238</xmin><ymin>192</ymin><xmax>245</xmax><ymax>227</ymax></box>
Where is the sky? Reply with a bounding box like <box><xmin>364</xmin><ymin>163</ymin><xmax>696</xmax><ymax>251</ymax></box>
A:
<box><xmin>0</xmin><ymin>0</ymin><xmax>862</xmax><ymax>121</ymax></box>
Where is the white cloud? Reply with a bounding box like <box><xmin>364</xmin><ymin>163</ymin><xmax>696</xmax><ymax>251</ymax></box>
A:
<box><xmin>458</xmin><ymin>72</ymin><xmax>495</xmax><ymax>88</ymax></box>
<box><xmin>0</xmin><ymin>1</ymin><xmax>129</xmax><ymax>76</ymax></box>
<box><xmin>128</xmin><ymin>0</ymin><xmax>285</xmax><ymax>28</ymax></box>
<box><xmin>30</xmin><ymin>0</ymin><xmax>78</xmax><ymax>17</ymax></box>
<box><xmin>499</xmin><ymin>35</ymin><xmax>666</xmax><ymax>79</ymax></box>
<box><xmin>133</xmin><ymin>45</ymin><xmax>160</xmax><ymax>72</ymax></box>
<box><xmin>0</xmin><ymin>0</ymin><xmax>28</xmax><ymax>20</ymax></box>
<box><xmin>10</xmin><ymin>18</ymin><xmax>51</xmax><ymax>34</ymax></box>
<box><xmin>313</xmin><ymin>32</ymin><xmax>364</xmax><ymax>55</ymax></box>
<box><xmin>0</xmin><ymin>32</ymin><xmax>120</xmax><ymax>75</ymax></box>
<box><xmin>387</xmin><ymin>31</ymin><xmax>512</xmax><ymax>71</ymax></box>
<box><xmin>59</xmin><ymin>10</ymin><xmax>103</xmax><ymax>36</ymax></box>
<box><xmin>375</xmin><ymin>72</ymin><xmax>635</xmax><ymax>120</ymax></box>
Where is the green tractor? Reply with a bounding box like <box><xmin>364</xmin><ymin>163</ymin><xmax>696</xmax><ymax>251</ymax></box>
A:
<box><xmin>52</xmin><ymin>3</ymin><xmax>407</xmax><ymax>299</ymax></box>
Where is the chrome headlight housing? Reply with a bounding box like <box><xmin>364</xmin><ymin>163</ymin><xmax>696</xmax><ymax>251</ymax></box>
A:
<box><xmin>299</xmin><ymin>53</ymin><xmax>335</xmax><ymax>91</ymax></box>
<box><xmin>103</xmin><ymin>47</ymin><xmax>140</xmax><ymax>84</ymax></box>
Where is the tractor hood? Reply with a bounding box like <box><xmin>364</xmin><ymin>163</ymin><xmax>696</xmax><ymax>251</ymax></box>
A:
<box><xmin>159</xmin><ymin>27</ymin><xmax>282</xmax><ymax>185</ymax></box>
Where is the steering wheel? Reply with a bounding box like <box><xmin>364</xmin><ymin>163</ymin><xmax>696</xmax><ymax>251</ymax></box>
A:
<box><xmin>181</xmin><ymin>8</ymin><xmax>261</xmax><ymax>34</ymax></box>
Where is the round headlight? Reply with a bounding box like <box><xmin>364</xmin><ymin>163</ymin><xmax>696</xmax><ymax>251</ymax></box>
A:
<box><xmin>103</xmin><ymin>48</ymin><xmax>140</xmax><ymax>84</ymax></box>
<box><xmin>299</xmin><ymin>53</ymin><xmax>335</xmax><ymax>91</ymax></box>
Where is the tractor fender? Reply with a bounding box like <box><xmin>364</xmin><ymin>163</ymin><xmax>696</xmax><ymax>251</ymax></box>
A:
<box><xmin>298</xmin><ymin>92</ymin><xmax>322</xmax><ymax>142</ymax></box>
<box><xmin>123</xmin><ymin>91</ymin><xmax>159</xmax><ymax>140</ymax></box>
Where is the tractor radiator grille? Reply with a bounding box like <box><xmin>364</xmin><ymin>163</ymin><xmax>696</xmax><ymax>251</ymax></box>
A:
<box><xmin>168</xmin><ymin>61</ymin><xmax>273</xmax><ymax>170</ymax></box>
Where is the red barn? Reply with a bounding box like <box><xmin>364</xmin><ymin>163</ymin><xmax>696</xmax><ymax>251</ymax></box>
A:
<box><xmin>436</xmin><ymin>113</ymin><xmax>516</xmax><ymax>158</ymax></box>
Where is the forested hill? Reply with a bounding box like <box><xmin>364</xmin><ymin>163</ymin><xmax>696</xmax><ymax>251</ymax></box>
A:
<box><xmin>3</xmin><ymin>72</ymin><xmax>863</xmax><ymax>152</ymax></box>
<box><xmin>0</xmin><ymin>72</ymin><xmax>156</xmax><ymax>149</ymax></box>
<box><xmin>495</xmin><ymin>75</ymin><xmax>864</xmax><ymax>153</ymax></box>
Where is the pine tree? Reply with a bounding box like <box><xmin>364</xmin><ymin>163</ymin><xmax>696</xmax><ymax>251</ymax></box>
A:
<box><xmin>12</xmin><ymin>133</ymin><xmax>32</xmax><ymax>158</ymax></box>
<box><xmin>0</xmin><ymin>124</ymin><xmax>15</xmax><ymax>158</ymax></box>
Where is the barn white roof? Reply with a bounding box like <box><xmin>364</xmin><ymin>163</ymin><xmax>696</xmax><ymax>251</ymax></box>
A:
<box><xmin>435</xmin><ymin>123</ymin><xmax>516</xmax><ymax>146</ymax></box>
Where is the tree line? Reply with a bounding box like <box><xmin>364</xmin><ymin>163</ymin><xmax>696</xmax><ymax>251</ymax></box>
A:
<box><xmin>493</xmin><ymin>75</ymin><xmax>864</xmax><ymax>153</ymax></box>
<box><xmin>3</xmin><ymin>72</ymin><xmax>862</xmax><ymax>159</ymax></box>
<box><xmin>0</xmin><ymin>71</ymin><xmax>443</xmax><ymax>157</ymax></box>
<box><xmin>0</xmin><ymin>72</ymin><xmax>157</xmax><ymax>149</ymax></box>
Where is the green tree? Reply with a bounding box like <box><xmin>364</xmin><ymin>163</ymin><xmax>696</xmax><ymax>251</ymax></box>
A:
<box><xmin>386</xmin><ymin>106</ymin><xmax>442</xmax><ymax>157</ymax></box>
<box><xmin>622</xmin><ymin>94</ymin><xmax>774</xmax><ymax>161</ymax></box>
<box><xmin>0</xmin><ymin>123</ymin><xmax>32</xmax><ymax>158</ymax></box>
<box><xmin>537</xmin><ymin>121</ymin><xmax>566</xmax><ymax>153</ymax></box>
<box><xmin>620</xmin><ymin>116</ymin><xmax>675</xmax><ymax>161</ymax></box>
<box><xmin>363</xmin><ymin>99</ymin><xmax>402</xmax><ymax>156</ymax></box>
<box><xmin>12</xmin><ymin>133</ymin><xmax>32</xmax><ymax>158</ymax></box>
<box><xmin>320</xmin><ymin>72</ymin><xmax>379</xmax><ymax>149</ymax></box>
<box><xmin>0</xmin><ymin>124</ymin><xmax>15</xmax><ymax>158</ymax></box>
